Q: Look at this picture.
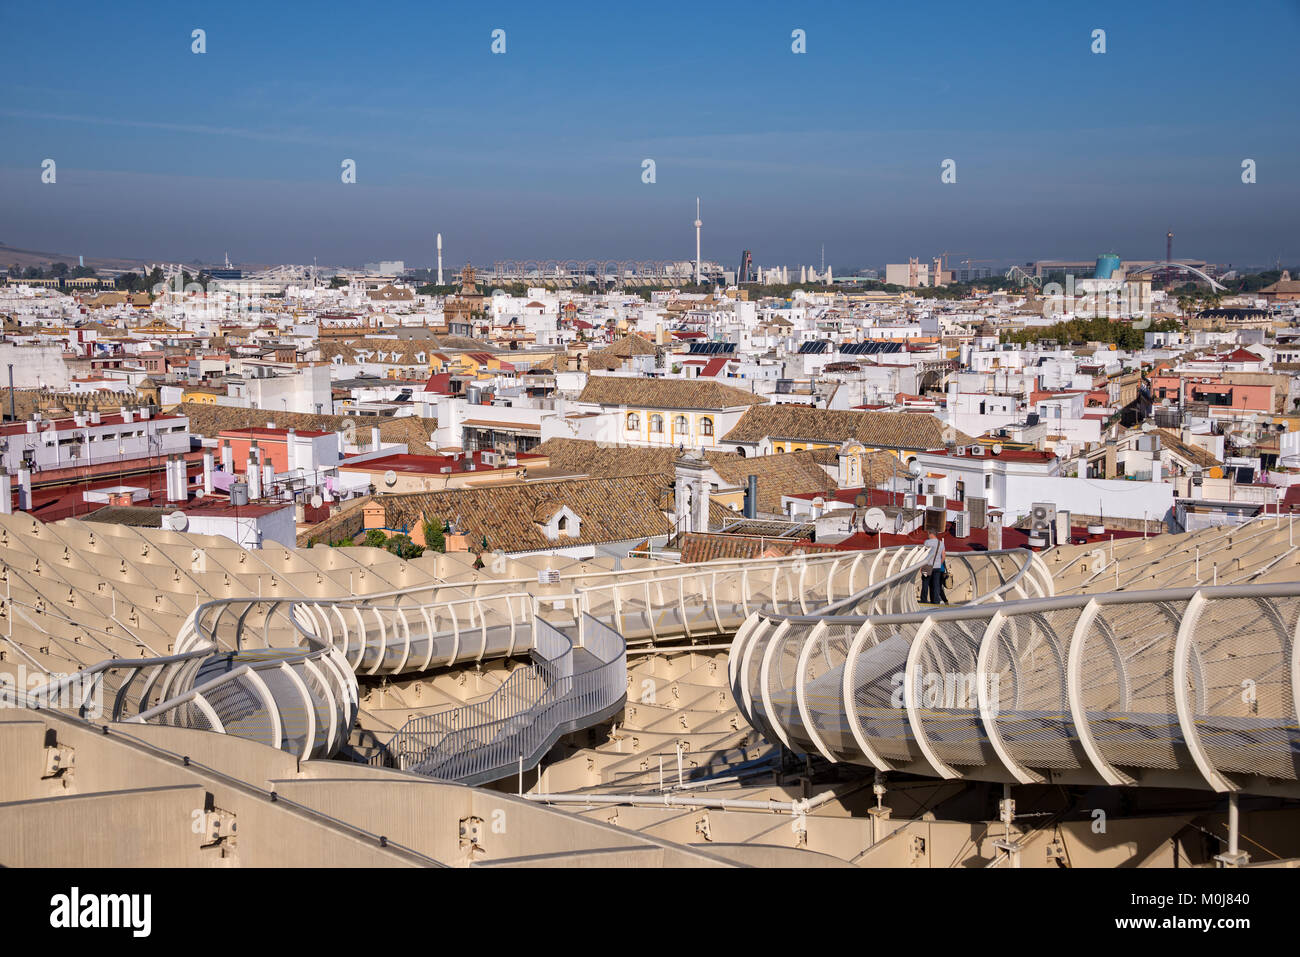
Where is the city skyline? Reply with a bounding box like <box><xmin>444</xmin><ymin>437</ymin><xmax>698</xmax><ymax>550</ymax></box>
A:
<box><xmin>2</xmin><ymin>0</ymin><xmax>1298</xmax><ymax>268</ymax></box>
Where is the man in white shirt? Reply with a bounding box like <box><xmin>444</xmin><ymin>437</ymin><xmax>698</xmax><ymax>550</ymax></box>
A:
<box><xmin>922</xmin><ymin>532</ymin><xmax>947</xmax><ymax>604</ymax></box>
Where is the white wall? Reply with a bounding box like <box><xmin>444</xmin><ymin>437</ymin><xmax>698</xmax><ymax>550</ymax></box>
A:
<box><xmin>0</xmin><ymin>343</ymin><xmax>69</xmax><ymax>389</ymax></box>
<box><xmin>1004</xmin><ymin>475</ymin><xmax>1175</xmax><ymax>524</ymax></box>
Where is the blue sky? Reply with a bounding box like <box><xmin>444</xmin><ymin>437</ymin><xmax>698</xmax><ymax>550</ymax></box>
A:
<box><xmin>2</xmin><ymin>0</ymin><xmax>1297</xmax><ymax>270</ymax></box>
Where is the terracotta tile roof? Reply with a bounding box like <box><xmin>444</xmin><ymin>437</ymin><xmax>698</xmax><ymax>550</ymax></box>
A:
<box><xmin>677</xmin><ymin>532</ymin><xmax>838</xmax><ymax>564</ymax></box>
<box><xmin>722</xmin><ymin>404</ymin><xmax>975</xmax><ymax>450</ymax></box>
<box><xmin>535</xmin><ymin>437</ymin><xmax>902</xmax><ymax>516</ymax></box>
<box><xmin>377</xmin><ymin>474</ymin><xmax>675</xmax><ymax>552</ymax></box>
<box><xmin>705</xmin><ymin>450</ymin><xmax>837</xmax><ymax>513</ymax></box>
<box><xmin>535</xmin><ymin>438</ymin><xmax>680</xmax><ymax>477</ymax></box>
<box><xmin>1147</xmin><ymin>428</ymin><xmax>1221</xmax><ymax>469</ymax></box>
<box><xmin>179</xmin><ymin>403</ymin><xmax>436</xmax><ymax>451</ymax></box>
<box><xmin>597</xmin><ymin>335</ymin><xmax>658</xmax><ymax>358</ymax></box>
<box><xmin>578</xmin><ymin>375</ymin><xmax>766</xmax><ymax>411</ymax></box>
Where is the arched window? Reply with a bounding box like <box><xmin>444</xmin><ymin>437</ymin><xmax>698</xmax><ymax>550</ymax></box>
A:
<box><xmin>626</xmin><ymin>412</ymin><xmax>639</xmax><ymax>431</ymax></box>
<box><xmin>700</xmin><ymin>417</ymin><xmax>714</xmax><ymax>437</ymax></box>
<box><xmin>650</xmin><ymin>414</ymin><xmax>664</xmax><ymax>434</ymax></box>
<box><xmin>674</xmin><ymin>415</ymin><xmax>688</xmax><ymax>434</ymax></box>
<box><xmin>557</xmin><ymin>515</ymin><xmax>568</xmax><ymax>531</ymax></box>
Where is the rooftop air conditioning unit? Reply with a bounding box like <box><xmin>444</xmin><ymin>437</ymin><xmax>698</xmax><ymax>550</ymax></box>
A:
<box><xmin>954</xmin><ymin>445</ymin><xmax>966</xmax><ymax>456</ymax></box>
<box><xmin>953</xmin><ymin>511</ymin><xmax>970</xmax><ymax>538</ymax></box>
<box><xmin>903</xmin><ymin>493</ymin><xmax>917</xmax><ymax>510</ymax></box>
<box><xmin>481</xmin><ymin>451</ymin><xmax>496</xmax><ymax>466</ymax></box>
<box><xmin>1030</xmin><ymin>502</ymin><xmax>1055</xmax><ymax>533</ymax></box>
<box><xmin>968</xmin><ymin>496</ymin><xmax>988</xmax><ymax>529</ymax></box>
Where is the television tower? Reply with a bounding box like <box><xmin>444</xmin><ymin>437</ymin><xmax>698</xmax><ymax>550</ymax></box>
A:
<box><xmin>437</xmin><ymin>233</ymin><xmax>444</xmax><ymax>286</ymax></box>
<box><xmin>694</xmin><ymin>198</ymin><xmax>702</xmax><ymax>285</ymax></box>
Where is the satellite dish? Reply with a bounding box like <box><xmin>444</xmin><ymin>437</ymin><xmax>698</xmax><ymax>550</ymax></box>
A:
<box><xmin>991</xmin><ymin>443</ymin><xmax>1003</xmax><ymax>456</ymax></box>
<box><xmin>863</xmin><ymin>507</ymin><xmax>887</xmax><ymax>533</ymax></box>
<box><xmin>166</xmin><ymin>510</ymin><xmax>188</xmax><ymax>531</ymax></box>
<box><xmin>383</xmin><ymin>469</ymin><xmax>397</xmax><ymax>487</ymax></box>
<box><xmin>310</xmin><ymin>493</ymin><xmax>323</xmax><ymax>509</ymax></box>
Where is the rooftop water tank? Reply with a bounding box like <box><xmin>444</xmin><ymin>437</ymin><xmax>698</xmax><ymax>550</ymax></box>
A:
<box><xmin>1094</xmin><ymin>254</ymin><xmax>1121</xmax><ymax>279</ymax></box>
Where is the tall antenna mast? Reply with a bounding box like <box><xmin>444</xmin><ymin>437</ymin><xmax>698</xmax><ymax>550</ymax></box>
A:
<box><xmin>693</xmin><ymin>199</ymin><xmax>702</xmax><ymax>286</ymax></box>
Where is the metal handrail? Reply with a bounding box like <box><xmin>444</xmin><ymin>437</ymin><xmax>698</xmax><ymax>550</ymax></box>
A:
<box><xmin>732</xmin><ymin>568</ymin><xmax>1300</xmax><ymax>795</ymax></box>
<box><xmin>389</xmin><ymin>613</ymin><xmax>628</xmax><ymax>786</ymax></box>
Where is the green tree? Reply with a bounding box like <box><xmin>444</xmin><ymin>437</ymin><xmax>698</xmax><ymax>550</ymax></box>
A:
<box><xmin>384</xmin><ymin>534</ymin><xmax>424</xmax><ymax>560</ymax></box>
<box><xmin>422</xmin><ymin>518</ymin><xmax>446</xmax><ymax>553</ymax></box>
<box><xmin>362</xmin><ymin>528</ymin><xmax>388</xmax><ymax>548</ymax></box>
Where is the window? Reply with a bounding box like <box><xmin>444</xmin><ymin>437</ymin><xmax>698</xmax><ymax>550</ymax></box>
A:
<box><xmin>674</xmin><ymin>415</ymin><xmax>688</xmax><ymax>434</ymax></box>
<box><xmin>626</xmin><ymin>412</ymin><xmax>640</xmax><ymax>431</ymax></box>
<box><xmin>557</xmin><ymin>515</ymin><xmax>568</xmax><ymax>531</ymax></box>
<box><xmin>700</xmin><ymin>417</ymin><xmax>714</xmax><ymax>437</ymax></box>
<box><xmin>650</xmin><ymin>414</ymin><xmax>664</xmax><ymax>434</ymax></box>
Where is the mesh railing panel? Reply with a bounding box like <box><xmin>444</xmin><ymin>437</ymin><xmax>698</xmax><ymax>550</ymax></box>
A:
<box><xmin>1193</xmin><ymin>595</ymin><xmax>1300</xmax><ymax>780</ymax></box>
<box><xmin>1086</xmin><ymin>601</ymin><xmax>1184</xmax><ymax>772</ymax></box>
<box><xmin>803</xmin><ymin>621</ymin><xmax>861</xmax><ymax>761</ymax></box>
<box><xmin>913</xmin><ymin>616</ymin><xmax>994</xmax><ymax>768</ymax></box>
<box><xmin>854</xmin><ymin>622</ymin><xmax>922</xmax><ymax>762</ymax></box>
<box><xmin>988</xmin><ymin>607</ymin><xmax>1086</xmax><ymax>771</ymax></box>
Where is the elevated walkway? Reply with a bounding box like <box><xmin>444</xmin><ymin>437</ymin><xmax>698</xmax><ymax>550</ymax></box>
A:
<box><xmin>732</xmin><ymin>539</ymin><xmax>1300</xmax><ymax>797</ymax></box>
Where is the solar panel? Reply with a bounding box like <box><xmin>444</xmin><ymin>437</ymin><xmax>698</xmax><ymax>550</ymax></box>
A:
<box><xmin>797</xmin><ymin>341</ymin><xmax>830</xmax><ymax>354</ymax></box>
<box><xmin>840</xmin><ymin>341</ymin><xmax>903</xmax><ymax>356</ymax></box>
<box><xmin>686</xmin><ymin>341</ymin><xmax>736</xmax><ymax>355</ymax></box>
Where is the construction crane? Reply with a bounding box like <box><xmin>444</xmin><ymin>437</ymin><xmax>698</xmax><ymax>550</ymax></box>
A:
<box><xmin>1005</xmin><ymin>264</ymin><xmax>1041</xmax><ymax>288</ymax></box>
<box><xmin>959</xmin><ymin>258</ymin><xmax>997</xmax><ymax>281</ymax></box>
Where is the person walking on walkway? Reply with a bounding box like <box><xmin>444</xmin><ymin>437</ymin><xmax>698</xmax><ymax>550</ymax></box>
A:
<box><xmin>922</xmin><ymin>531</ymin><xmax>947</xmax><ymax>604</ymax></box>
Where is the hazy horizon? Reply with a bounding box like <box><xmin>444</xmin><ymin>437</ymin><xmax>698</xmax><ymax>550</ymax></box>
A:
<box><xmin>3</xmin><ymin>0</ymin><xmax>1298</xmax><ymax>270</ymax></box>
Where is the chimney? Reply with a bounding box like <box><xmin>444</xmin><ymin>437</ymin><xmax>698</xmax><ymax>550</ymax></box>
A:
<box><xmin>140</xmin><ymin>405</ymin><xmax>151</xmax><ymax>420</ymax></box>
<box><xmin>0</xmin><ymin>469</ymin><xmax>11</xmax><ymax>515</ymax></box>
<box><xmin>247</xmin><ymin>448</ymin><xmax>261</xmax><ymax>499</ymax></box>
<box><xmin>285</xmin><ymin>428</ymin><xmax>297</xmax><ymax>473</ymax></box>
<box><xmin>74</xmin><ymin>412</ymin><xmax>87</xmax><ymax>428</ymax></box>
<box><xmin>17</xmin><ymin>467</ymin><xmax>32</xmax><ymax>511</ymax></box>
<box><xmin>371</xmin><ymin>426</ymin><xmax>381</xmax><ymax>452</ymax></box>
<box><xmin>220</xmin><ymin>439</ymin><xmax>233</xmax><ymax>473</ymax></box>
<box><xmin>90</xmin><ymin>409</ymin><xmax>101</xmax><ymax>425</ymax></box>
<box><xmin>168</xmin><ymin>456</ymin><xmax>187</xmax><ymax>502</ymax></box>
<box><xmin>743</xmin><ymin>474</ymin><xmax>758</xmax><ymax>518</ymax></box>
<box><xmin>202</xmin><ymin>450</ymin><xmax>214</xmax><ymax>495</ymax></box>
<box><xmin>121</xmin><ymin>407</ymin><xmax>133</xmax><ymax>424</ymax></box>
<box><xmin>1103</xmin><ymin>439</ymin><xmax>1116</xmax><ymax>479</ymax></box>
<box><xmin>25</xmin><ymin>416</ymin><xmax>37</xmax><ymax>434</ymax></box>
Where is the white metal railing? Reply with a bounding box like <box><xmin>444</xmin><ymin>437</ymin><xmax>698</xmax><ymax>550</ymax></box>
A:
<box><xmin>14</xmin><ymin>545</ymin><xmax>932</xmax><ymax>767</ymax></box>
<box><xmin>388</xmin><ymin>614</ymin><xmax>627</xmax><ymax>786</ymax></box>
<box><xmin>732</xmin><ymin>563</ymin><xmax>1300</xmax><ymax>795</ymax></box>
<box><xmin>16</xmin><ymin>599</ymin><xmax>357</xmax><ymax>761</ymax></box>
